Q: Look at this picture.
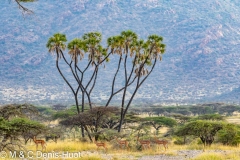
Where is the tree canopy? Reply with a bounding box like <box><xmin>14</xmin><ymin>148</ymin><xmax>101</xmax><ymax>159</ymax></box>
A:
<box><xmin>143</xmin><ymin>116</ymin><xmax>176</xmax><ymax>135</ymax></box>
<box><xmin>47</xmin><ymin>30</ymin><xmax>166</xmax><ymax>133</ymax></box>
<box><xmin>0</xmin><ymin>104</ymin><xmax>47</xmax><ymax>151</ymax></box>
<box><xmin>175</xmin><ymin>120</ymin><xmax>224</xmax><ymax>147</ymax></box>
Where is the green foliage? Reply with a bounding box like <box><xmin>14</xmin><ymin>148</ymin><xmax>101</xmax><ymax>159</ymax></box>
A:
<box><xmin>83</xmin><ymin>32</ymin><xmax>102</xmax><ymax>45</ymax></box>
<box><xmin>60</xmin><ymin>107</ymin><xmax>119</xmax><ymax>141</ymax></box>
<box><xmin>170</xmin><ymin>114</ymin><xmax>192</xmax><ymax>124</ymax></box>
<box><xmin>47</xmin><ymin>30</ymin><xmax>166</xmax><ymax>133</ymax></box>
<box><xmin>124</xmin><ymin>114</ymin><xmax>142</xmax><ymax>123</ymax></box>
<box><xmin>218</xmin><ymin>105</ymin><xmax>240</xmax><ymax>116</ymax></box>
<box><xmin>217</xmin><ymin>124</ymin><xmax>240</xmax><ymax>146</ymax></box>
<box><xmin>138</xmin><ymin>103</ymin><xmax>240</xmax><ymax>117</ymax></box>
<box><xmin>67</xmin><ymin>32</ymin><xmax>108</xmax><ymax>63</ymax></box>
<box><xmin>176</xmin><ymin>120</ymin><xmax>223</xmax><ymax>136</ymax></box>
<box><xmin>196</xmin><ymin>114</ymin><xmax>225</xmax><ymax>121</ymax></box>
<box><xmin>0</xmin><ymin>116</ymin><xmax>47</xmax><ymax>151</ymax></box>
<box><xmin>8</xmin><ymin>117</ymin><xmax>46</xmax><ymax>135</ymax></box>
<box><xmin>0</xmin><ymin>103</ymin><xmax>39</xmax><ymax>120</ymax></box>
<box><xmin>175</xmin><ymin>120</ymin><xmax>224</xmax><ymax>146</ymax></box>
<box><xmin>173</xmin><ymin>137</ymin><xmax>185</xmax><ymax>145</ymax></box>
<box><xmin>36</xmin><ymin>106</ymin><xmax>54</xmax><ymax>115</ymax></box>
<box><xmin>46</xmin><ymin>33</ymin><xmax>67</xmax><ymax>55</ymax></box>
<box><xmin>67</xmin><ymin>38</ymin><xmax>86</xmax><ymax>62</ymax></box>
<box><xmin>143</xmin><ymin>116</ymin><xmax>176</xmax><ymax>131</ymax></box>
<box><xmin>0</xmin><ymin>104</ymin><xmax>51</xmax><ymax>151</ymax></box>
<box><xmin>52</xmin><ymin>107</ymin><xmax>77</xmax><ymax>120</ymax></box>
<box><xmin>0</xmin><ymin>117</ymin><xmax>11</xmax><ymax>133</ymax></box>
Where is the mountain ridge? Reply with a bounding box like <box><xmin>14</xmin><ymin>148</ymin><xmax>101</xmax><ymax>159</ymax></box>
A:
<box><xmin>0</xmin><ymin>0</ymin><xmax>239</xmax><ymax>105</ymax></box>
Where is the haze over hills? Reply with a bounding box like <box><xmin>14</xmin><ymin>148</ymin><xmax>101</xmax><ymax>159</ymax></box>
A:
<box><xmin>0</xmin><ymin>0</ymin><xmax>239</xmax><ymax>105</ymax></box>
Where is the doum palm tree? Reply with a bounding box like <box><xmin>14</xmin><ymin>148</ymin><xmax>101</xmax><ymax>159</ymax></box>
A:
<box><xmin>46</xmin><ymin>31</ymin><xmax>166</xmax><ymax>134</ymax></box>
<box><xmin>105</xmin><ymin>30</ymin><xmax>166</xmax><ymax>132</ymax></box>
<box><xmin>46</xmin><ymin>33</ymin><xmax>81</xmax><ymax>114</ymax></box>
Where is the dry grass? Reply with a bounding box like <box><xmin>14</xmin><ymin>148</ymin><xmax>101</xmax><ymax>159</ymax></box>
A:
<box><xmin>191</xmin><ymin>153</ymin><xmax>225</xmax><ymax>160</ymax></box>
<box><xmin>21</xmin><ymin>139</ymin><xmax>178</xmax><ymax>159</ymax></box>
<box><xmin>27</xmin><ymin>140</ymin><xmax>103</xmax><ymax>152</ymax></box>
<box><xmin>29</xmin><ymin>135</ymin><xmax>240</xmax><ymax>152</ymax></box>
<box><xmin>226</xmin><ymin>116</ymin><xmax>240</xmax><ymax>124</ymax></box>
<box><xmin>191</xmin><ymin>152</ymin><xmax>240</xmax><ymax>160</ymax></box>
<box><xmin>225</xmin><ymin>152</ymin><xmax>240</xmax><ymax>160</ymax></box>
<box><xmin>2</xmin><ymin>139</ymin><xmax>239</xmax><ymax>159</ymax></box>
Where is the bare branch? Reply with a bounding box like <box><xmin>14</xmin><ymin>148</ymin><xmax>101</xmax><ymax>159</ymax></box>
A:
<box><xmin>14</xmin><ymin>0</ymin><xmax>34</xmax><ymax>15</ymax></box>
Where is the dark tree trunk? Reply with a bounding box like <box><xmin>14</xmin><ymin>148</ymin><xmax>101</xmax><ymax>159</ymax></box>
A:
<box><xmin>83</xmin><ymin>125</ymin><xmax>92</xmax><ymax>142</ymax></box>
<box><xmin>200</xmin><ymin>135</ymin><xmax>214</xmax><ymax>147</ymax></box>
<box><xmin>74</xmin><ymin>94</ymin><xmax>80</xmax><ymax>114</ymax></box>
<box><xmin>118</xmin><ymin>58</ymin><xmax>157</xmax><ymax>132</ymax></box>
<box><xmin>118</xmin><ymin>110</ymin><xmax>124</xmax><ymax>132</ymax></box>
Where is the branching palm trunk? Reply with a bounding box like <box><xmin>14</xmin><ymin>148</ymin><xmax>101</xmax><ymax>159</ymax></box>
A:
<box><xmin>118</xmin><ymin>58</ymin><xmax>157</xmax><ymax>132</ymax></box>
<box><xmin>106</xmin><ymin>56</ymin><xmax>122</xmax><ymax>106</ymax></box>
<box><xmin>48</xmin><ymin>32</ymin><xmax>165</xmax><ymax>136</ymax></box>
<box><xmin>56</xmin><ymin>50</ymin><xmax>80</xmax><ymax>113</ymax></box>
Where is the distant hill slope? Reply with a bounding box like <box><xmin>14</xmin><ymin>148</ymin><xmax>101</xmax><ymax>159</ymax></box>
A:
<box><xmin>211</xmin><ymin>87</ymin><xmax>240</xmax><ymax>102</ymax></box>
<box><xmin>0</xmin><ymin>0</ymin><xmax>239</xmax><ymax>105</ymax></box>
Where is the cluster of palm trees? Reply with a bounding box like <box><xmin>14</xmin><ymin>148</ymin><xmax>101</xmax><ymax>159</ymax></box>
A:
<box><xmin>46</xmin><ymin>30</ymin><xmax>165</xmax><ymax>133</ymax></box>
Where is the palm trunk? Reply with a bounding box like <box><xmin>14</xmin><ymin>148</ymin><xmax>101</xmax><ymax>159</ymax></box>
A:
<box><xmin>106</xmin><ymin>56</ymin><xmax>122</xmax><ymax>106</ymax></box>
<box><xmin>74</xmin><ymin>94</ymin><xmax>80</xmax><ymax>114</ymax></box>
<box><xmin>118</xmin><ymin>110</ymin><xmax>124</xmax><ymax>132</ymax></box>
<box><xmin>118</xmin><ymin>54</ymin><xmax>128</xmax><ymax>132</ymax></box>
<box><xmin>56</xmin><ymin>51</ymin><xmax>78</xmax><ymax>111</ymax></box>
<box><xmin>81</xmin><ymin>92</ymin><xmax>85</xmax><ymax>137</ymax></box>
<box><xmin>118</xmin><ymin>58</ymin><xmax>157</xmax><ymax>132</ymax></box>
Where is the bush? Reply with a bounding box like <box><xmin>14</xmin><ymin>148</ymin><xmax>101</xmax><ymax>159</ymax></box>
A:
<box><xmin>217</xmin><ymin>124</ymin><xmax>240</xmax><ymax>146</ymax></box>
<box><xmin>173</xmin><ymin>137</ymin><xmax>185</xmax><ymax>145</ymax></box>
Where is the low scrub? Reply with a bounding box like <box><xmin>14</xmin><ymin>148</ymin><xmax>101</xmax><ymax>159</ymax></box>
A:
<box><xmin>191</xmin><ymin>153</ymin><xmax>225</xmax><ymax>160</ymax></box>
<box><xmin>192</xmin><ymin>152</ymin><xmax>240</xmax><ymax>160</ymax></box>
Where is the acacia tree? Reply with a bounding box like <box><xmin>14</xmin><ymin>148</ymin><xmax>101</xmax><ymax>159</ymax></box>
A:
<box><xmin>0</xmin><ymin>104</ymin><xmax>46</xmax><ymax>151</ymax></box>
<box><xmin>60</xmin><ymin>107</ymin><xmax>119</xmax><ymax>141</ymax></box>
<box><xmin>175</xmin><ymin>120</ymin><xmax>224</xmax><ymax>147</ymax></box>
<box><xmin>170</xmin><ymin>114</ymin><xmax>192</xmax><ymax>124</ymax></box>
<box><xmin>143</xmin><ymin>116</ymin><xmax>176</xmax><ymax>135</ymax></box>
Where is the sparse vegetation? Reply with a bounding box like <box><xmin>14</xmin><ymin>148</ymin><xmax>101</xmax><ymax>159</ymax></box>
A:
<box><xmin>0</xmin><ymin>104</ymin><xmax>47</xmax><ymax>151</ymax></box>
<box><xmin>1</xmin><ymin>103</ymin><xmax>240</xmax><ymax>159</ymax></box>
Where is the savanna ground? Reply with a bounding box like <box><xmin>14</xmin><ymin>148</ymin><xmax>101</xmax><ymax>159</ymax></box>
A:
<box><xmin>1</xmin><ymin>104</ymin><xmax>240</xmax><ymax>160</ymax></box>
<box><xmin>2</xmin><ymin>116</ymin><xmax>240</xmax><ymax>160</ymax></box>
<box><xmin>2</xmin><ymin>139</ymin><xmax>240</xmax><ymax>160</ymax></box>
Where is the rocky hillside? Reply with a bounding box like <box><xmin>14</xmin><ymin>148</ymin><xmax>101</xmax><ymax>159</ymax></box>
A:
<box><xmin>0</xmin><ymin>0</ymin><xmax>239</xmax><ymax>105</ymax></box>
